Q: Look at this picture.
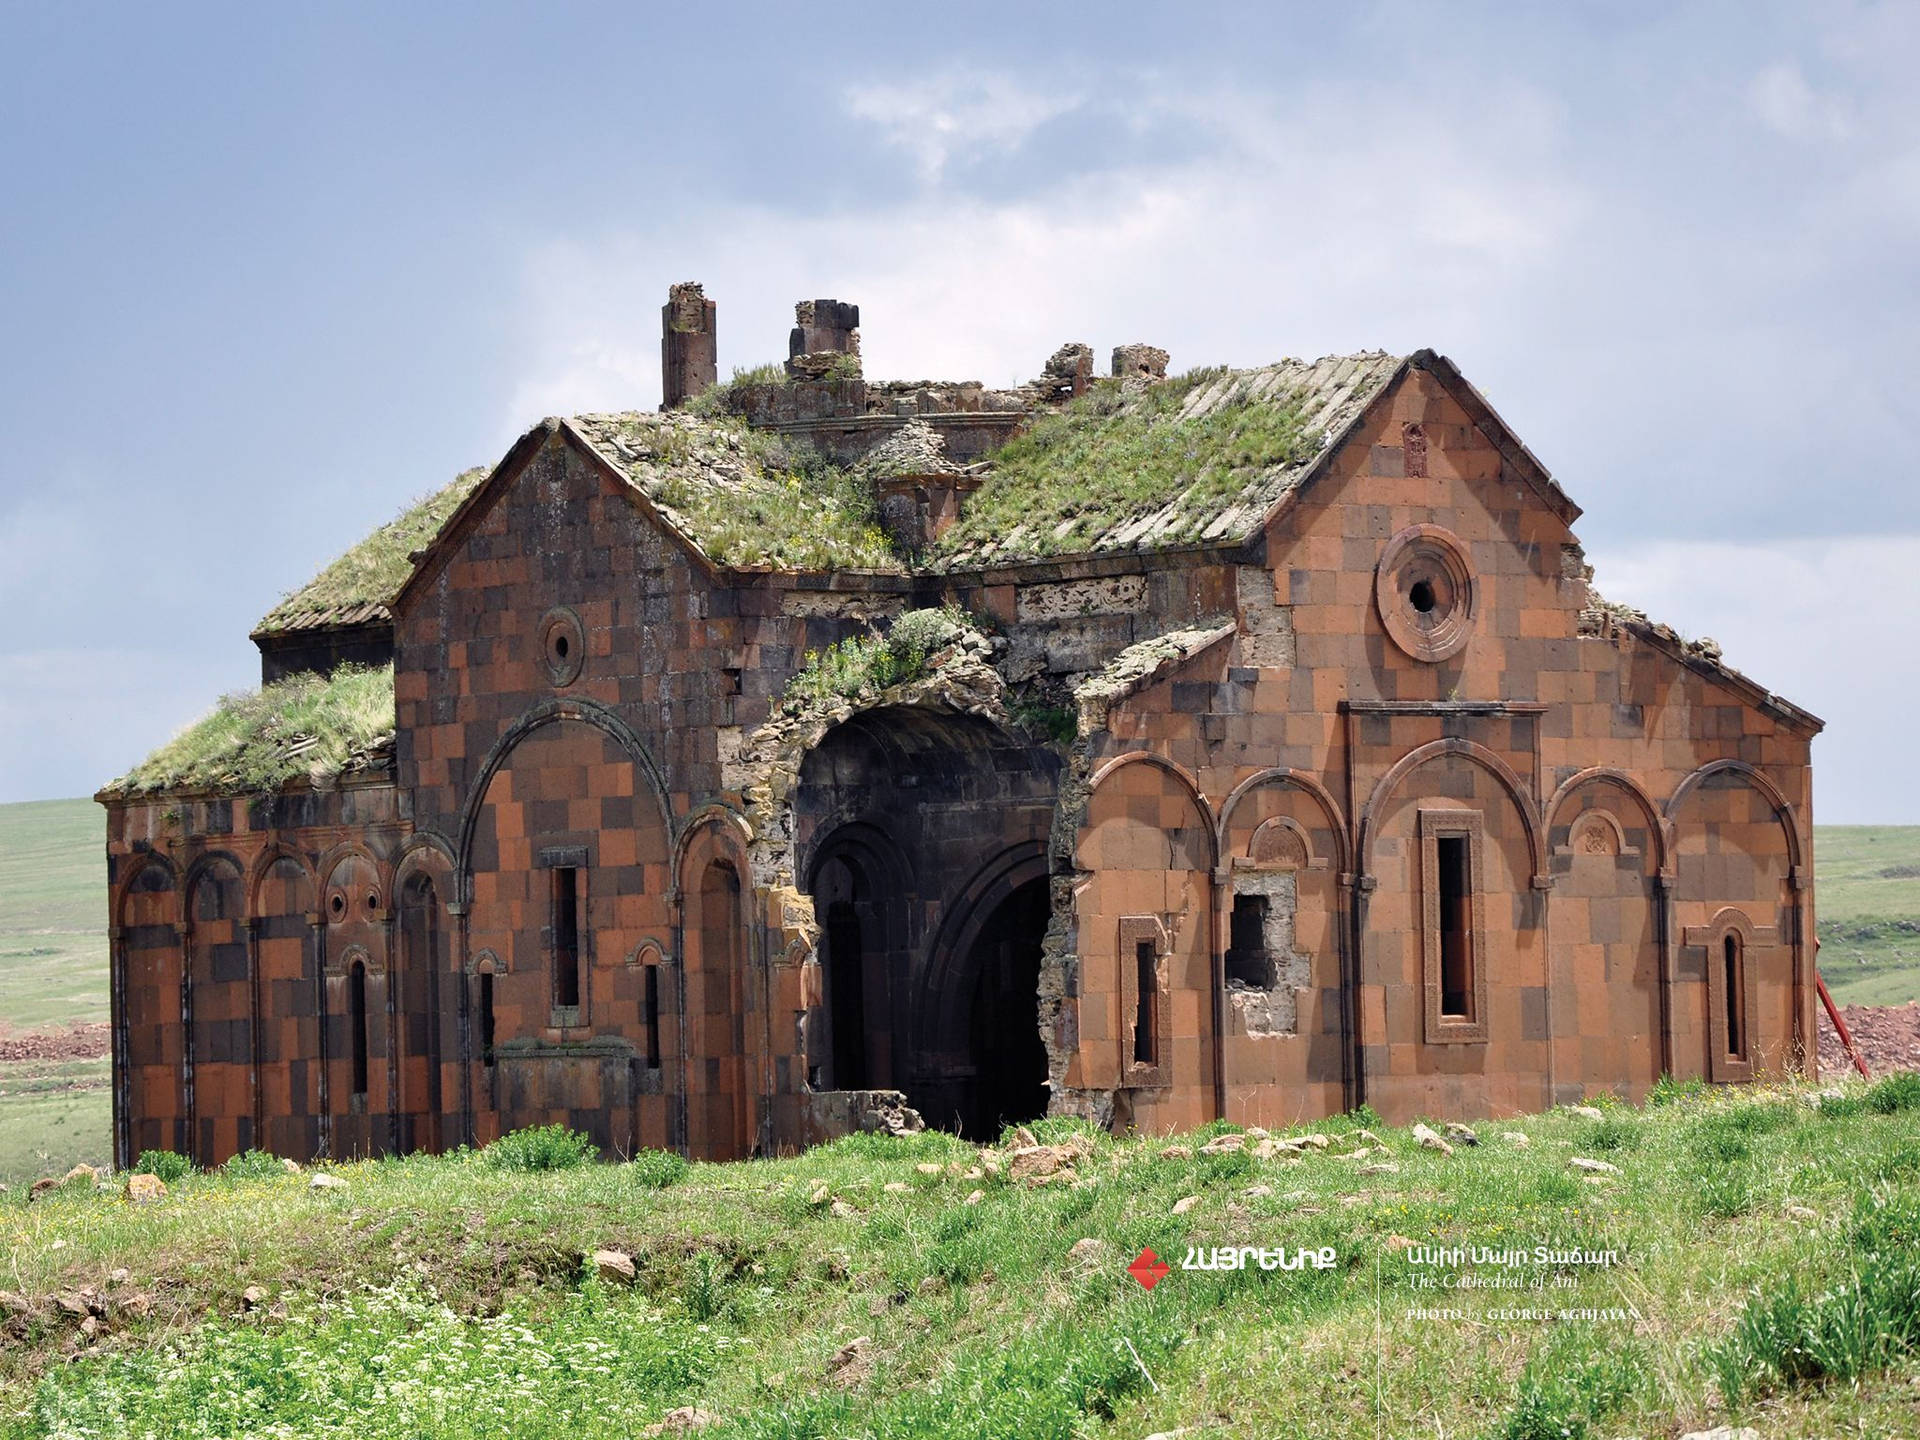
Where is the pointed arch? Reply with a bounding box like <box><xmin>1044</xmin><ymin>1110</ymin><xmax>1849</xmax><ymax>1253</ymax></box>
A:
<box><xmin>1216</xmin><ymin>767</ymin><xmax>1351</xmax><ymax>875</ymax></box>
<box><xmin>454</xmin><ymin>696</ymin><xmax>673</xmax><ymax>899</ymax></box>
<box><xmin>1665</xmin><ymin>759</ymin><xmax>1803</xmax><ymax>871</ymax></box>
<box><xmin>1085</xmin><ymin>750</ymin><xmax>1218</xmax><ymax>870</ymax></box>
<box><xmin>1358</xmin><ymin>738</ymin><xmax>1545</xmax><ymax>882</ymax></box>
<box><xmin>1545</xmin><ymin>766</ymin><xmax>1669</xmax><ymax>875</ymax></box>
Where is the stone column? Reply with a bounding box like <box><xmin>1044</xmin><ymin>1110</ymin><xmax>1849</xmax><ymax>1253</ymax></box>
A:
<box><xmin>661</xmin><ymin>282</ymin><xmax>717</xmax><ymax>410</ymax></box>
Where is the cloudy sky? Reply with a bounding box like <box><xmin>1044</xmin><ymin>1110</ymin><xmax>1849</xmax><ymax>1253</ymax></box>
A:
<box><xmin>1</xmin><ymin>2</ymin><xmax>1915</xmax><ymax>821</ymax></box>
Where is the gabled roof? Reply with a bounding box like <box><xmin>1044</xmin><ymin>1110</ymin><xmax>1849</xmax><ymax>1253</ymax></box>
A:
<box><xmin>930</xmin><ymin>353</ymin><xmax>1405</xmax><ymax>570</ymax></box>
<box><xmin>930</xmin><ymin>349</ymin><xmax>1582</xmax><ymax>573</ymax></box>
<box><xmin>101</xmin><ymin>663</ymin><xmax>396</xmax><ymax>798</ymax></box>
<box><xmin>565</xmin><ymin>411</ymin><xmax>901</xmax><ymax>572</ymax></box>
<box><xmin>253</xmin><ymin>468</ymin><xmax>488</xmax><ymax>638</ymax></box>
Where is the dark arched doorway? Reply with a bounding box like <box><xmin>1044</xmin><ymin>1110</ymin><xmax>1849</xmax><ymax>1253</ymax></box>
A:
<box><xmin>963</xmin><ymin>876</ymin><xmax>1050</xmax><ymax>1140</ymax></box>
<box><xmin>794</xmin><ymin>706</ymin><xmax>1061</xmax><ymax>1129</ymax></box>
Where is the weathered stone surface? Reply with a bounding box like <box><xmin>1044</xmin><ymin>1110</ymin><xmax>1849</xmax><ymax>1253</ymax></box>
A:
<box><xmin>99</xmin><ymin>290</ymin><xmax>1822</xmax><ymax>1174</ymax></box>
<box><xmin>124</xmin><ymin>1173</ymin><xmax>166</xmax><ymax>1205</ymax></box>
<box><xmin>594</xmin><ymin>1249</ymin><xmax>637</xmax><ymax>1285</ymax></box>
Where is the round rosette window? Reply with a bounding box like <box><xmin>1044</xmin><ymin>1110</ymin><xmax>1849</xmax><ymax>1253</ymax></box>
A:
<box><xmin>1374</xmin><ymin>525</ymin><xmax>1476</xmax><ymax>662</ymax></box>
<box><xmin>539</xmin><ymin>606</ymin><xmax>586</xmax><ymax>687</ymax></box>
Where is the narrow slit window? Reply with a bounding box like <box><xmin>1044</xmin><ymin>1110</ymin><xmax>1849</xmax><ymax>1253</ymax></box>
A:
<box><xmin>643</xmin><ymin>964</ymin><xmax>661</xmax><ymax>1070</ymax></box>
<box><xmin>349</xmin><ymin>960</ymin><xmax>370</xmax><ymax>1096</ymax></box>
<box><xmin>478</xmin><ymin>971</ymin><xmax>496</xmax><ymax>1067</ymax></box>
<box><xmin>1437</xmin><ymin>835</ymin><xmax>1473</xmax><ymax>1020</ymax></box>
<box><xmin>1723</xmin><ymin>933</ymin><xmax>1744</xmax><ymax>1060</ymax></box>
<box><xmin>1226</xmin><ymin>894</ymin><xmax>1273</xmax><ymax>989</ymax></box>
<box><xmin>552</xmin><ymin>867</ymin><xmax>581</xmax><ymax>1009</ymax></box>
<box><xmin>1133</xmin><ymin>939</ymin><xmax>1159</xmax><ymax>1066</ymax></box>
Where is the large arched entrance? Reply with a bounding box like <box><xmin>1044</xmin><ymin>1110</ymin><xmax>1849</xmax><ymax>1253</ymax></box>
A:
<box><xmin>962</xmin><ymin>876</ymin><xmax>1050</xmax><ymax>1140</ymax></box>
<box><xmin>793</xmin><ymin>706</ymin><xmax>1060</xmax><ymax>1137</ymax></box>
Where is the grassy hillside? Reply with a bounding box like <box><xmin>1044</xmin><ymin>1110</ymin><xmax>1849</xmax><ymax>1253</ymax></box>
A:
<box><xmin>1812</xmin><ymin>826</ymin><xmax>1920</xmax><ymax>1006</ymax></box>
<box><xmin>0</xmin><ymin>798</ymin><xmax>106</xmax><ymax>1032</ymax></box>
<box><xmin>6</xmin><ymin>1086</ymin><xmax>1920</xmax><ymax>1438</ymax></box>
<box><xmin>0</xmin><ymin>799</ymin><xmax>109</xmax><ymax>1186</ymax></box>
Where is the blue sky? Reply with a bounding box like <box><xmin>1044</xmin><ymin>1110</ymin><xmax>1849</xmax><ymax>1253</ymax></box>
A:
<box><xmin>1</xmin><ymin>2</ymin><xmax>1915</xmax><ymax>820</ymax></box>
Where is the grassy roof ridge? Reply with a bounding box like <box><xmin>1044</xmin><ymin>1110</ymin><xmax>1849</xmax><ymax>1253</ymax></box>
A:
<box><xmin>928</xmin><ymin>355</ymin><xmax>1392</xmax><ymax>570</ymax></box>
<box><xmin>106</xmin><ymin>663</ymin><xmax>397</xmax><ymax>798</ymax></box>
<box><xmin>254</xmin><ymin>466</ymin><xmax>489</xmax><ymax>636</ymax></box>
<box><xmin>571</xmin><ymin>410</ymin><xmax>902</xmax><ymax>573</ymax></box>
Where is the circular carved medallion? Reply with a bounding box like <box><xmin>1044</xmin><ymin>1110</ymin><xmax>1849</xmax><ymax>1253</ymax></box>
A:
<box><xmin>1375</xmin><ymin>525</ymin><xmax>1476</xmax><ymax>662</ymax></box>
<box><xmin>539</xmin><ymin>607</ymin><xmax>586</xmax><ymax>687</ymax></box>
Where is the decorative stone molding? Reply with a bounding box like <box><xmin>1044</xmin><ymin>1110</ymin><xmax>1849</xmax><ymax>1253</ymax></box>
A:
<box><xmin>1375</xmin><ymin>524</ymin><xmax>1476</xmax><ymax>663</ymax></box>
<box><xmin>1418</xmin><ymin>808</ymin><xmax>1489</xmax><ymax>1045</ymax></box>
<box><xmin>538</xmin><ymin>606</ymin><xmax>586</xmax><ymax>688</ymax></box>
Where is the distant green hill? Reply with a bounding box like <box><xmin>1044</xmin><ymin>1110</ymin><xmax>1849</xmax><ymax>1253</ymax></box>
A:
<box><xmin>1812</xmin><ymin>826</ymin><xmax>1920</xmax><ymax>1006</ymax></box>
<box><xmin>0</xmin><ymin>796</ymin><xmax>106</xmax><ymax>1032</ymax></box>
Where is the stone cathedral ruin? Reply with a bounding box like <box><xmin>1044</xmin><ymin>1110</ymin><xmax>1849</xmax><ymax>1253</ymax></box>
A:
<box><xmin>97</xmin><ymin>283</ymin><xmax>1823</xmax><ymax>1168</ymax></box>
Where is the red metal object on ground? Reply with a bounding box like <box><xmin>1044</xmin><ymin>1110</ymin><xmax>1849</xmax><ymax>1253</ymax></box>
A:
<box><xmin>1818</xmin><ymin>971</ymin><xmax>1872</xmax><ymax>1079</ymax></box>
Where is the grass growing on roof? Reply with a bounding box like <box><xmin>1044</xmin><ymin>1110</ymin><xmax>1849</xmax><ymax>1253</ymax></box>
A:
<box><xmin>106</xmin><ymin>663</ymin><xmax>395</xmax><ymax>797</ymax></box>
<box><xmin>585</xmin><ymin>411</ymin><xmax>900</xmax><ymax>573</ymax></box>
<box><xmin>932</xmin><ymin>367</ymin><xmax>1322</xmax><ymax>564</ymax></box>
<box><xmin>255</xmin><ymin>467</ymin><xmax>488</xmax><ymax>634</ymax></box>
<box><xmin>781</xmin><ymin>607</ymin><xmax>978</xmax><ymax>711</ymax></box>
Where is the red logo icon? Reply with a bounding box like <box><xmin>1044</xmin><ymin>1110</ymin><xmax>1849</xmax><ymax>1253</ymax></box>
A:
<box><xmin>1127</xmin><ymin>1246</ymin><xmax>1171</xmax><ymax>1290</ymax></box>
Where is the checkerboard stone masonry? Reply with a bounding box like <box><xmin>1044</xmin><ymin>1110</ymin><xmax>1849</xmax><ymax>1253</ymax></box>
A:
<box><xmin>96</xmin><ymin>286</ymin><xmax>1822</xmax><ymax>1167</ymax></box>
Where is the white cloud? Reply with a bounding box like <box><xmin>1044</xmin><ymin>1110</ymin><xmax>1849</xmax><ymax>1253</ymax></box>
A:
<box><xmin>1588</xmin><ymin>537</ymin><xmax>1920</xmax><ymax>825</ymax></box>
<box><xmin>488</xmin><ymin>62</ymin><xmax>1916</xmax><ymax>823</ymax></box>
<box><xmin>503</xmin><ymin>73</ymin><xmax>1586</xmax><ymax>428</ymax></box>
<box><xmin>843</xmin><ymin>68</ymin><xmax>1085</xmax><ymax>183</ymax></box>
<box><xmin>1749</xmin><ymin>61</ymin><xmax>1853</xmax><ymax>142</ymax></box>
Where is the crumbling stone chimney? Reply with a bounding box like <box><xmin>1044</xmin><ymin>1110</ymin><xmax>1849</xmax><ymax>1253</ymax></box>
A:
<box><xmin>788</xmin><ymin>299</ymin><xmax>861</xmax><ymax>380</ymax></box>
<box><xmin>1112</xmin><ymin>343</ymin><xmax>1169</xmax><ymax>384</ymax></box>
<box><xmin>1037</xmin><ymin>343</ymin><xmax>1094</xmax><ymax>403</ymax></box>
<box><xmin>661</xmin><ymin>282</ymin><xmax>717</xmax><ymax>411</ymax></box>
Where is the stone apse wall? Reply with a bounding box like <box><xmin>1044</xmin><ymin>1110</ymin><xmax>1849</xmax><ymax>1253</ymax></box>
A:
<box><xmin>102</xmin><ymin>363</ymin><xmax>1817</xmax><ymax>1167</ymax></box>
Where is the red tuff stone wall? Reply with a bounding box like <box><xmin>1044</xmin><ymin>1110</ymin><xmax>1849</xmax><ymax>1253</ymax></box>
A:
<box><xmin>105</xmin><ymin>358</ymin><xmax>1819</xmax><ymax>1164</ymax></box>
<box><xmin>1060</xmin><ymin>362</ymin><xmax>1816</xmax><ymax>1126</ymax></box>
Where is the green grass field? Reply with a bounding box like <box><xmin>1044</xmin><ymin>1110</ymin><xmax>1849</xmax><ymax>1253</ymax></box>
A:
<box><xmin>7</xmin><ymin>1085</ymin><xmax>1920</xmax><ymax>1438</ymax></box>
<box><xmin>0</xmin><ymin>799</ymin><xmax>110</xmax><ymax>1186</ymax></box>
<box><xmin>4</xmin><ymin>801</ymin><xmax>1920</xmax><ymax>1434</ymax></box>
<box><xmin>1810</xmin><ymin>825</ymin><xmax>1920</xmax><ymax>1005</ymax></box>
<box><xmin>0</xmin><ymin>798</ymin><xmax>106</xmax><ymax>1033</ymax></box>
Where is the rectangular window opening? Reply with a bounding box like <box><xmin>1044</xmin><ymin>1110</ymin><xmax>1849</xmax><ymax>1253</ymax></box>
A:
<box><xmin>1723</xmin><ymin>935</ymin><xmax>1745</xmax><ymax>1061</ymax></box>
<box><xmin>552</xmin><ymin>867</ymin><xmax>581</xmax><ymax>1010</ymax></box>
<box><xmin>1133</xmin><ymin>940</ymin><xmax>1159</xmax><ymax>1067</ymax></box>
<box><xmin>1226</xmin><ymin>894</ymin><xmax>1273</xmax><ymax>990</ymax></box>
<box><xmin>644</xmin><ymin>964</ymin><xmax>661</xmax><ymax>1070</ymax></box>
<box><xmin>1437</xmin><ymin>835</ymin><xmax>1473</xmax><ymax>1020</ymax></box>
<box><xmin>349</xmin><ymin>962</ymin><xmax>370</xmax><ymax>1096</ymax></box>
<box><xmin>478</xmin><ymin>971</ymin><xmax>496</xmax><ymax>1067</ymax></box>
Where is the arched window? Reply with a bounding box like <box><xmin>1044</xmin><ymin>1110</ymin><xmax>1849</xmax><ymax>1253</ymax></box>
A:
<box><xmin>478</xmin><ymin>971</ymin><xmax>496</xmax><ymax>1067</ymax></box>
<box><xmin>349</xmin><ymin>960</ymin><xmax>370</xmax><ymax>1097</ymax></box>
<box><xmin>1723</xmin><ymin>933</ymin><xmax>1746</xmax><ymax>1063</ymax></box>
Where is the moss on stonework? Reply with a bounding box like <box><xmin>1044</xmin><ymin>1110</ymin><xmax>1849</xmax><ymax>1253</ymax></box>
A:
<box><xmin>931</xmin><ymin>366</ymin><xmax>1323</xmax><ymax>566</ymax></box>
<box><xmin>106</xmin><ymin>664</ymin><xmax>396</xmax><ymax>797</ymax></box>
<box><xmin>255</xmin><ymin>468</ymin><xmax>488</xmax><ymax>635</ymax></box>
<box><xmin>574</xmin><ymin>411</ymin><xmax>900</xmax><ymax>574</ymax></box>
<box><xmin>781</xmin><ymin>608</ymin><xmax>981</xmax><ymax>712</ymax></box>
